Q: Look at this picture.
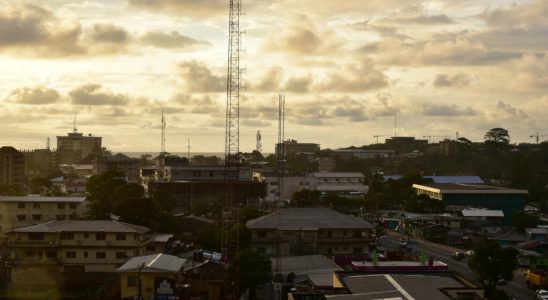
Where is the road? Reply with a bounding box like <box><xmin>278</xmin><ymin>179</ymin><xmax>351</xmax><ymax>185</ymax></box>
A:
<box><xmin>387</xmin><ymin>231</ymin><xmax>535</xmax><ymax>300</ymax></box>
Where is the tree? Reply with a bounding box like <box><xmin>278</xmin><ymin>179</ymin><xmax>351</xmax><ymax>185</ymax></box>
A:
<box><xmin>468</xmin><ymin>240</ymin><xmax>518</xmax><ymax>298</ymax></box>
<box><xmin>484</xmin><ymin>128</ymin><xmax>510</xmax><ymax>144</ymax></box>
<box><xmin>232</xmin><ymin>250</ymin><xmax>272</xmax><ymax>300</ymax></box>
<box><xmin>290</xmin><ymin>189</ymin><xmax>321</xmax><ymax>207</ymax></box>
<box><xmin>512</xmin><ymin>211</ymin><xmax>538</xmax><ymax>231</ymax></box>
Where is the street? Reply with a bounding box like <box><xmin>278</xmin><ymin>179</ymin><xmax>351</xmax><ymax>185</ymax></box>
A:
<box><xmin>387</xmin><ymin>231</ymin><xmax>535</xmax><ymax>299</ymax></box>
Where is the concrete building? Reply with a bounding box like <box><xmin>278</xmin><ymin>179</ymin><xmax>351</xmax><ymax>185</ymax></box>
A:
<box><xmin>56</xmin><ymin>131</ymin><xmax>102</xmax><ymax>165</ymax></box>
<box><xmin>0</xmin><ymin>146</ymin><xmax>24</xmax><ymax>185</ymax></box>
<box><xmin>412</xmin><ymin>183</ymin><xmax>527</xmax><ymax>224</ymax></box>
<box><xmin>117</xmin><ymin>253</ymin><xmax>186</xmax><ymax>300</ymax></box>
<box><xmin>247</xmin><ymin>208</ymin><xmax>374</xmax><ymax>256</ymax></box>
<box><xmin>94</xmin><ymin>153</ymin><xmax>140</xmax><ymax>183</ymax></box>
<box><xmin>21</xmin><ymin>149</ymin><xmax>54</xmax><ymax>179</ymax></box>
<box><xmin>162</xmin><ymin>166</ymin><xmax>252</xmax><ymax>182</ymax></box>
<box><xmin>264</xmin><ymin>172</ymin><xmax>368</xmax><ymax>202</ymax></box>
<box><xmin>384</xmin><ymin>136</ymin><xmax>428</xmax><ymax>153</ymax></box>
<box><xmin>0</xmin><ymin>195</ymin><xmax>87</xmax><ymax>239</ymax></box>
<box><xmin>275</xmin><ymin>139</ymin><xmax>320</xmax><ymax>157</ymax></box>
<box><xmin>6</xmin><ymin>220</ymin><xmax>151</xmax><ymax>273</ymax></box>
<box><xmin>332</xmin><ymin>149</ymin><xmax>395</xmax><ymax>160</ymax></box>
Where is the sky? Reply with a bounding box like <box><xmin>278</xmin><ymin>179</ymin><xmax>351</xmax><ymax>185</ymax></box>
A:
<box><xmin>0</xmin><ymin>0</ymin><xmax>547</xmax><ymax>153</ymax></box>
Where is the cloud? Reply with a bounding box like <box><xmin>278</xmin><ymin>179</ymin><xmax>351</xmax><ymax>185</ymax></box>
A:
<box><xmin>127</xmin><ymin>0</ymin><xmax>226</xmax><ymax>17</ymax></box>
<box><xmin>509</xmin><ymin>53</ymin><xmax>548</xmax><ymax>91</ymax></box>
<box><xmin>319</xmin><ymin>58</ymin><xmax>389</xmax><ymax>92</ymax></box>
<box><xmin>496</xmin><ymin>101</ymin><xmax>527</xmax><ymax>119</ymax></box>
<box><xmin>284</xmin><ymin>75</ymin><xmax>313</xmax><ymax>93</ymax></box>
<box><xmin>423</xmin><ymin>103</ymin><xmax>477</xmax><ymax>116</ymax></box>
<box><xmin>69</xmin><ymin>84</ymin><xmax>130</xmax><ymax>106</ymax></box>
<box><xmin>177</xmin><ymin>60</ymin><xmax>225</xmax><ymax>93</ymax></box>
<box><xmin>263</xmin><ymin>15</ymin><xmax>341</xmax><ymax>56</ymax></box>
<box><xmin>433</xmin><ymin>73</ymin><xmax>472</xmax><ymax>88</ymax></box>
<box><xmin>5</xmin><ymin>86</ymin><xmax>60</xmax><ymax>105</ymax></box>
<box><xmin>251</xmin><ymin>67</ymin><xmax>283</xmax><ymax>92</ymax></box>
<box><xmin>139</xmin><ymin>31</ymin><xmax>208</xmax><ymax>49</ymax></box>
<box><xmin>89</xmin><ymin>24</ymin><xmax>129</xmax><ymax>43</ymax></box>
<box><xmin>171</xmin><ymin>93</ymin><xmax>221</xmax><ymax>115</ymax></box>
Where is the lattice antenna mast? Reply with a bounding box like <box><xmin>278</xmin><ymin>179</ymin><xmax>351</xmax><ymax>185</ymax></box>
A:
<box><xmin>161</xmin><ymin>110</ymin><xmax>166</xmax><ymax>154</ymax></box>
<box><xmin>256</xmin><ymin>130</ymin><xmax>262</xmax><ymax>152</ymax></box>
<box><xmin>276</xmin><ymin>94</ymin><xmax>286</xmax><ymax>205</ymax></box>
<box><xmin>73</xmin><ymin>113</ymin><xmax>78</xmax><ymax>133</ymax></box>
<box><xmin>224</xmin><ymin>0</ymin><xmax>242</xmax><ymax>170</ymax></box>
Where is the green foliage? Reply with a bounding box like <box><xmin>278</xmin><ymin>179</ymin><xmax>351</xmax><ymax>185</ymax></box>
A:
<box><xmin>405</xmin><ymin>194</ymin><xmax>445</xmax><ymax>213</ymax></box>
<box><xmin>290</xmin><ymin>189</ymin><xmax>322</xmax><ymax>207</ymax></box>
<box><xmin>29</xmin><ymin>177</ymin><xmax>52</xmax><ymax>194</ymax></box>
<box><xmin>0</xmin><ymin>184</ymin><xmax>25</xmax><ymax>196</ymax></box>
<box><xmin>191</xmin><ymin>193</ymin><xmax>224</xmax><ymax>219</ymax></box>
<box><xmin>468</xmin><ymin>240</ymin><xmax>518</xmax><ymax>294</ymax></box>
<box><xmin>484</xmin><ymin>128</ymin><xmax>510</xmax><ymax>144</ymax></box>
<box><xmin>232</xmin><ymin>250</ymin><xmax>272</xmax><ymax>299</ymax></box>
<box><xmin>512</xmin><ymin>211</ymin><xmax>538</xmax><ymax>231</ymax></box>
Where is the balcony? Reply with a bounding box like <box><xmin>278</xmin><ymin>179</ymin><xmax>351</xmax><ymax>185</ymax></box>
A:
<box><xmin>7</xmin><ymin>240</ymin><xmax>58</xmax><ymax>247</ymax></box>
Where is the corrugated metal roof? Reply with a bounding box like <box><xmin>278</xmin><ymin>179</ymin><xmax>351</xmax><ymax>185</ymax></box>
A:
<box><xmin>117</xmin><ymin>253</ymin><xmax>186</xmax><ymax>273</ymax></box>
<box><xmin>247</xmin><ymin>208</ymin><xmax>373</xmax><ymax>230</ymax></box>
<box><xmin>0</xmin><ymin>196</ymin><xmax>86</xmax><ymax>203</ymax></box>
<box><xmin>313</xmin><ymin>172</ymin><xmax>364</xmax><ymax>178</ymax></box>
<box><xmin>461</xmin><ymin>209</ymin><xmax>504</xmax><ymax>217</ymax></box>
<box><xmin>10</xmin><ymin>220</ymin><xmax>150</xmax><ymax>233</ymax></box>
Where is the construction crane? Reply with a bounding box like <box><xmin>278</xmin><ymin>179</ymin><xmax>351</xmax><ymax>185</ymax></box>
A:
<box><xmin>423</xmin><ymin>135</ymin><xmax>446</xmax><ymax>143</ymax></box>
<box><xmin>530</xmin><ymin>132</ymin><xmax>548</xmax><ymax>144</ymax></box>
<box><xmin>373</xmin><ymin>135</ymin><xmax>389</xmax><ymax>144</ymax></box>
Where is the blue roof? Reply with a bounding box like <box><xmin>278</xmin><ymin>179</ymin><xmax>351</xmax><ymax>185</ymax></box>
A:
<box><xmin>383</xmin><ymin>176</ymin><xmax>484</xmax><ymax>184</ymax></box>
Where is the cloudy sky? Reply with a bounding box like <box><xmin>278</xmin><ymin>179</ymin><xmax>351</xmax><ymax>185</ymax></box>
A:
<box><xmin>1</xmin><ymin>0</ymin><xmax>546</xmax><ymax>153</ymax></box>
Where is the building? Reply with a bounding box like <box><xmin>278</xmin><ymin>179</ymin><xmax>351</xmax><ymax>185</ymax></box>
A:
<box><xmin>264</xmin><ymin>172</ymin><xmax>368</xmax><ymax>202</ymax></box>
<box><xmin>384</xmin><ymin>136</ymin><xmax>428</xmax><ymax>153</ymax></box>
<box><xmin>162</xmin><ymin>166</ymin><xmax>252</xmax><ymax>182</ymax></box>
<box><xmin>94</xmin><ymin>153</ymin><xmax>140</xmax><ymax>183</ymax></box>
<box><xmin>275</xmin><ymin>139</ymin><xmax>320</xmax><ymax>157</ymax></box>
<box><xmin>0</xmin><ymin>146</ymin><xmax>24</xmax><ymax>185</ymax></box>
<box><xmin>412</xmin><ymin>183</ymin><xmax>527</xmax><ymax>224</ymax></box>
<box><xmin>21</xmin><ymin>149</ymin><xmax>54</xmax><ymax>179</ymax></box>
<box><xmin>117</xmin><ymin>253</ymin><xmax>186</xmax><ymax>300</ymax></box>
<box><xmin>247</xmin><ymin>207</ymin><xmax>374</xmax><ymax>256</ymax></box>
<box><xmin>0</xmin><ymin>195</ymin><xmax>87</xmax><ymax>239</ymax></box>
<box><xmin>56</xmin><ymin>131</ymin><xmax>102</xmax><ymax>165</ymax></box>
<box><xmin>6</xmin><ymin>220</ymin><xmax>151</xmax><ymax>273</ymax></box>
<box><xmin>332</xmin><ymin>149</ymin><xmax>395</xmax><ymax>160</ymax></box>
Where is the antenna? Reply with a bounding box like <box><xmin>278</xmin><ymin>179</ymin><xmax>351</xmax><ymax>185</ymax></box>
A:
<box><xmin>160</xmin><ymin>110</ymin><xmax>166</xmax><ymax>154</ymax></box>
<box><xmin>73</xmin><ymin>113</ymin><xmax>77</xmax><ymax>133</ymax></box>
<box><xmin>256</xmin><ymin>130</ymin><xmax>262</xmax><ymax>152</ymax></box>
<box><xmin>394</xmin><ymin>112</ymin><xmax>397</xmax><ymax>137</ymax></box>
<box><xmin>187</xmin><ymin>138</ymin><xmax>191</xmax><ymax>160</ymax></box>
<box><xmin>46</xmin><ymin>137</ymin><xmax>50</xmax><ymax>150</ymax></box>
<box><xmin>277</xmin><ymin>94</ymin><xmax>286</xmax><ymax>205</ymax></box>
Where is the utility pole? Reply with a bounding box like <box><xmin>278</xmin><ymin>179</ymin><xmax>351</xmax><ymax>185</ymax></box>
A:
<box><xmin>394</xmin><ymin>112</ymin><xmax>397</xmax><ymax>137</ymax></box>
<box><xmin>530</xmin><ymin>132</ymin><xmax>548</xmax><ymax>144</ymax></box>
<box><xmin>187</xmin><ymin>138</ymin><xmax>191</xmax><ymax>160</ymax></box>
<box><xmin>73</xmin><ymin>113</ymin><xmax>77</xmax><ymax>133</ymax></box>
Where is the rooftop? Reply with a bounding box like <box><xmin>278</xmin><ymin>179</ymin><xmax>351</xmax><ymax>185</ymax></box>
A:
<box><xmin>271</xmin><ymin>255</ymin><xmax>341</xmax><ymax>288</ymax></box>
<box><xmin>461</xmin><ymin>209</ymin><xmax>504</xmax><ymax>217</ymax></box>
<box><xmin>247</xmin><ymin>208</ymin><xmax>374</xmax><ymax>230</ymax></box>
<box><xmin>10</xmin><ymin>220</ymin><xmax>150</xmax><ymax>233</ymax></box>
<box><xmin>117</xmin><ymin>253</ymin><xmax>186</xmax><ymax>273</ymax></box>
<box><xmin>0</xmin><ymin>196</ymin><xmax>86</xmax><ymax>203</ymax></box>
<box><xmin>0</xmin><ymin>146</ymin><xmax>20</xmax><ymax>154</ymax></box>
<box><xmin>412</xmin><ymin>183</ymin><xmax>528</xmax><ymax>194</ymax></box>
<box><xmin>384</xmin><ymin>176</ymin><xmax>484</xmax><ymax>184</ymax></box>
<box><xmin>313</xmin><ymin>172</ymin><xmax>364</xmax><ymax>178</ymax></box>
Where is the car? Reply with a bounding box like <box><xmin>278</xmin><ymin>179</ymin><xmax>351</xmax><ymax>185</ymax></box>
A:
<box><xmin>536</xmin><ymin>289</ymin><xmax>548</xmax><ymax>300</ymax></box>
<box><xmin>496</xmin><ymin>276</ymin><xmax>506</xmax><ymax>285</ymax></box>
<box><xmin>452</xmin><ymin>252</ymin><xmax>465</xmax><ymax>260</ymax></box>
<box><xmin>464</xmin><ymin>250</ymin><xmax>474</xmax><ymax>256</ymax></box>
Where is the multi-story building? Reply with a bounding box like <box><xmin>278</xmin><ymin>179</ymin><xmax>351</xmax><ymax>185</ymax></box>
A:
<box><xmin>6</xmin><ymin>220</ymin><xmax>151</xmax><ymax>273</ymax></box>
<box><xmin>332</xmin><ymin>149</ymin><xmax>395</xmax><ymax>160</ymax></box>
<box><xmin>162</xmin><ymin>166</ymin><xmax>252</xmax><ymax>182</ymax></box>
<box><xmin>247</xmin><ymin>207</ymin><xmax>374</xmax><ymax>256</ymax></box>
<box><xmin>0</xmin><ymin>146</ymin><xmax>25</xmax><ymax>185</ymax></box>
<box><xmin>56</xmin><ymin>131</ymin><xmax>102</xmax><ymax>165</ymax></box>
<box><xmin>94</xmin><ymin>153</ymin><xmax>140</xmax><ymax>183</ymax></box>
<box><xmin>21</xmin><ymin>149</ymin><xmax>55</xmax><ymax>179</ymax></box>
<box><xmin>275</xmin><ymin>139</ymin><xmax>320</xmax><ymax>157</ymax></box>
<box><xmin>0</xmin><ymin>196</ymin><xmax>87</xmax><ymax>239</ymax></box>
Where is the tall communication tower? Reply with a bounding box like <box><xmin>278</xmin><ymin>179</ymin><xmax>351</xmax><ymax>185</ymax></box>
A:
<box><xmin>224</xmin><ymin>0</ymin><xmax>242</xmax><ymax>170</ymax></box>
<box><xmin>72</xmin><ymin>113</ymin><xmax>78</xmax><ymax>133</ymax></box>
<box><xmin>256</xmin><ymin>130</ymin><xmax>262</xmax><ymax>152</ymax></box>
<box><xmin>161</xmin><ymin>110</ymin><xmax>166</xmax><ymax>155</ymax></box>
<box><xmin>276</xmin><ymin>94</ymin><xmax>286</xmax><ymax>204</ymax></box>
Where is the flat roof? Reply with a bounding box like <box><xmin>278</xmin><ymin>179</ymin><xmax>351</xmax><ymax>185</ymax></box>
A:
<box><xmin>10</xmin><ymin>220</ymin><xmax>149</xmax><ymax>233</ymax></box>
<box><xmin>412</xmin><ymin>183</ymin><xmax>528</xmax><ymax>194</ymax></box>
<box><xmin>328</xmin><ymin>273</ymin><xmax>466</xmax><ymax>300</ymax></box>
<box><xmin>0</xmin><ymin>196</ymin><xmax>86</xmax><ymax>203</ymax></box>
<box><xmin>313</xmin><ymin>172</ymin><xmax>364</xmax><ymax>178</ymax></box>
<box><xmin>271</xmin><ymin>255</ymin><xmax>341</xmax><ymax>274</ymax></box>
<box><xmin>247</xmin><ymin>207</ymin><xmax>373</xmax><ymax>230</ymax></box>
<box><xmin>117</xmin><ymin>253</ymin><xmax>186</xmax><ymax>273</ymax></box>
<box><xmin>461</xmin><ymin>209</ymin><xmax>504</xmax><ymax>217</ymax></box>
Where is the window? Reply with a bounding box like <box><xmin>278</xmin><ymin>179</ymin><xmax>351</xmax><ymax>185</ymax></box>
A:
<box><xmin>83</xmin><ymin>251</ymin><xmax>88</xmax><ymax>258</ymax></box>
<box><xmin>353</xmin><ymin>231</ymin><xmax>362</xmax><ymax>238</ymax></box>
<box><xmin>56</xmin><ymin>215</ymin><xmax>66</xmax><ymax>220</ymax></box>
<box><xmin>127</xmin><ymin>276</ymin><xmax>137</xmax><ymax>287</ymax></box>
<box><xmin>83</xmin><ymin>233</ymin><xmax>89</xmax><ymax>238</ymax></box>
<box><xmin>28</xmin><ymin>233</ymin><xmax>44</xmax><ymax>240</ymax></box>
<box><xmin>257</xmin><ymin>247</ymin><xmax>267</xmax><ymax>254</ymax></box>
<box><xmin>17</xmin><ymin>215</ymin><xmax>26</xmax><ymax>221</ymax></box>
<box><xmin>343</xmin><ymin>230</ymin><xmax>347</xmax><ymax>236</ymax></box>
<box><xmin>327</xmin><ymin>231</ymin><xmax>332</xmax><ymax>238</ymax></box>
<box><xmin>25</xmin><ymin>251</ymin><xmax>36</xmax><ymax>257</ymax></box>
<box><xmin>32</xmin><ymin>214</ymin><xmax>42</xmax><ymax>221</ymax></box>
<box><xmin>257</xmin><ymin>231</ymin><xmax>266</xmax><ymax>238</ymax></box>
<box><xmin>327</xmin><ymin>247</ymin><xmax>333</xmax><ymax>254</ymax></box>
<box><xmin>33</xmin><ymin>203</ymin><xmax>40</xmax><ymax>209</ymax></box>
<box><xmin>353</xmin><ymin>247</ymin><xmax>362</xmax><ymax>254</ymax></box>
<box><xmin>57</xmin><ymin>203</ymin><xmax>65</xmax><ymax>209</ymax></box>
<box><xmin>116</xmin><ymin>252</ymin><xmax>126</xmax><ymax>259</ymax></box>
<box><xmin>69</xmin><ymin>203</ymin><xmax>77</xmax><ymax>209</ymax></box>
<box><xmin>60</xmin><ymin>232</ymin><xmax>74</xmax><ymax>240</ymax></box>
<box><xmin>65</xmin><ymin>251</ymin><xmax>76</xmax><ymax>258</ymax></box>
<box><xmin>46</xmin><ymin>251</ymin><xmax>56</xmax><ymax>258</ymax></box>
<box><xmin>18</xmin><ymin>203</ymin><xmax>26</xmax><ymax>209</ymax></box>
<box><xmin>96</xmin><ymin>252</ymin><xmax>106</xmax><ymax>259</ymax></box>
<box><xmin>96</xmin><ymin>233</ymin><xmax>106</xmax><ymax>240</ymax></box>
<box><xmin>116</xmin><ymin>233</ymin><xmax>126</xmax><ymax>241</ymax></box>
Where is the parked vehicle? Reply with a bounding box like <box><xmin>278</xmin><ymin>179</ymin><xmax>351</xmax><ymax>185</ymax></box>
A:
<box><xmin>526</xmin><ymin>269</ymin><xmax>548</xmax><ymax>289</ymax></box>
<box><xmin>536</xmin><ymin>289</ymin><xmax>548</xmax><ymax>300</ymax></box>
<box><xmin>452</xmin><ymin>252</ymin><xmax>465</xmax><ymax>260</ymax></box>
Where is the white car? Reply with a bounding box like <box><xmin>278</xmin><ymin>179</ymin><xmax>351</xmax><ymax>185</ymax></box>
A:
<box><xmin>464</xmin><ymin>250</ymin><xmax>474</xmax><ymax>256</ymax></box>
<box><xmin>536</xmin><ymin>289</ymin><xmax>548</xmax><ymax>300</ymax></box>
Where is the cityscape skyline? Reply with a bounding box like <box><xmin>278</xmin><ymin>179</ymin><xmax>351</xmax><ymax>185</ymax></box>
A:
<box><xmin>1</xmin><ymin>0</ymin><xmax>547</xmax><ymax>152</ymax></box>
